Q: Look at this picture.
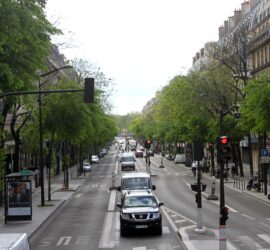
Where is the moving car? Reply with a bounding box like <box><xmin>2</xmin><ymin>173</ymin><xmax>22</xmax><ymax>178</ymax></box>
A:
<box><xmin>135</xmin><ymin>149</ymin><xmax>143</xmax><ymax>158</ymax></box>
<box><xmin>120</xmin><ymin>152</ymin><xmax>136</xmax><ymax>171</ymax></box>
<box><xmin>148</xmin><ymin>150</ymin><xmax>154</xmax><ymax>156</ymax></box>
<box><xmin>83</xmin><ymin>162</ymin><xmax>92</xmax><ymax>172</ymax></box>
<box><xmin>91</xmin><ymin>155</ymin><xmax>99</xmax><ymax>164</ymax></box>
<box><xmin>117</xmin><ymin>172</ymin><xmax>156</xmax><ymax>198</ymax></box>
<box><xmin>117</xmin><ymin>190</ymin><xmax>163</xmax><ymax>236</ymax></box>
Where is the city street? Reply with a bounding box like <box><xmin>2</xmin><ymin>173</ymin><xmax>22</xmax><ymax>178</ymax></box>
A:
<box><xmin>28</xmin><ymin>147</ymin><xmax>270</xmax><ymax>250</ymax></box>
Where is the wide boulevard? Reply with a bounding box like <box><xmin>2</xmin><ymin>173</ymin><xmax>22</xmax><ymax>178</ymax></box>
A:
<box><xmin>30</xmin><ymin>146</ymin><xmax>270</xmax><ymax>250</ymax></box>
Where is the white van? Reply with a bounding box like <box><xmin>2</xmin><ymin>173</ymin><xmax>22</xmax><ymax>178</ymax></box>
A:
<box><xmin>120</xmin><ymin>152</ymin><xmax>136</xmax><ymax>171</ymax></box>
<box><xmin>0</xmin><ymin>233</ymin><xmax>30</xmax><ymax>250</ymax></box>
<box><xmin>117</xmin><ymin>172</ymin><xmax>156</xmax><ymax>197</ymax></box>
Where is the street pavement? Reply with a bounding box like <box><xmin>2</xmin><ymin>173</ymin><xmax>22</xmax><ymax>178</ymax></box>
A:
<box><xmin>0</xmin><ymin>165</ymin><xmax>89</xmax><ymax>239</ymax></box>
<box><xmin>0</xmin><ymin>155</ymin><xmax>269</xmax><ymax>250</ymax></box>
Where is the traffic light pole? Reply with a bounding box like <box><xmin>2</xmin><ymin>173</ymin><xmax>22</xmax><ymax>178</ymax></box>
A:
<box><xmin>219</xmin><ymin>112</ymin><xmax>227</xmax><ymax>250</ymax></box>
<box><xmin>218</xmin><ymin>105</ymin><xmax>238</xmax><ymax>250</ymax></box>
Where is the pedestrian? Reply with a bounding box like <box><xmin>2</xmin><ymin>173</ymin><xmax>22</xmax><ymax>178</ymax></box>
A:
<box><xmin>231</xmin><ymin>162</ymin><xmax>236</xmax><ymax>177</ymax></box>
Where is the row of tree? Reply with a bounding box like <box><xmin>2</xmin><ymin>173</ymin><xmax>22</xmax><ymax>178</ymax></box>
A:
<box><xmin>129</xmin><ymin>23</ymin><xmax>270</xmax><ymax>178</ymax></box>
<box><xmin>0</xmin><ymin>1</ymin><xmax>117</xmax><ymax>199</ymax></box>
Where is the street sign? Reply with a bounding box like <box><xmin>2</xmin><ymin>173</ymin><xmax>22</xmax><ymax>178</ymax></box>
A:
<box><xmin>261</xmin><ymin>149</ymin><xmax>269</xmax><ymax>156</ymax></box>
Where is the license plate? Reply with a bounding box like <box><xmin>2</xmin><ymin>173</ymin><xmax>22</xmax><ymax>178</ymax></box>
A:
<box><xmin>135</xmin><ymin>225</ymin><xmax>148</xmax><ymax>229</ymax></box>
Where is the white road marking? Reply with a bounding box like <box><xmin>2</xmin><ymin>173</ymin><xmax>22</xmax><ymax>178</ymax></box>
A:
<box><xmin>133</xmin><ymin>247</ymin><xmax>147</xmax><ymax>250</ymax></box>
<box><xmin>108</xmin><ymin>190</ymin><xmax>116</xmax><ymax>212</ymax></box>
<box><xmin>240</xmin><ymin>213</ymin><xmax>255</xmax><ymax>220</ymax></box>
<box><xmin>209</xmin><ymin>200</ymin><xmax>238</xmax><ymax>213</ymax></box>
<box><xmin>238</xmin><ymin>235</ymin><xmax>262</xmax><ymax>248</ymax></box>
<box><xmin>257</xmin><ymin>234</ymin><xmax>270</xmax><ymax>244</ymax></box>
<box><xmin>170</xmin><ymin>214</ymin><xmax>178</xmax><ymax>218</ymax></box>
<box><xmin>99</xmin><ymin>212</ymin><xmax>118</xmax><ymax>248</ymax></box>
<box><xmin>175</xmin><ymin>219</ymin><xmax>186</xmax><ymax>223</ymax></box>
<box><xmin>56</xmin><ymin>236</ymin><xmax>72</xmax><ymax>246</ymax></box>
<box><xmin>74</xmin><ymin>193</ymin><xmax>81</xmax><ymax>198</ymax></box>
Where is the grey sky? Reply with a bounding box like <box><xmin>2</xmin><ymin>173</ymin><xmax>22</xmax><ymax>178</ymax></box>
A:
<box><xmin>46</xmin><ymin>0</ymin><xmax>244</xmax><ymax>115</ymax></box>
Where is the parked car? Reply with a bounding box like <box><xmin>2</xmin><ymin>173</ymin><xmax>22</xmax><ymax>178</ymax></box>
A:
<box><xmin>83</xmin><ymin>162</ymin><xmax>92</xmax><ymax>172</ymax></box>
<box><xmin>174</xmin><ymin>154</ymin><xmax>186</xmax><ymax>164</ymax></box>
<box><xmin>135</xmin><ymin>149</ymin><xmax>143</xmax><ymax>158</ymax></box>
<box><xmin>117</xmin><ymin>190</ymin><xmax>163</xmax><ymax>236</ymax></box>
<box><xmin>166</xmin><ymin>154</ymin><xmax>175</xmax><ymax>161</ymax></box>
<box><xmin>91</xmin><ymin>155</ymin><xmax>99</xmax><ymax>164</ymax></box>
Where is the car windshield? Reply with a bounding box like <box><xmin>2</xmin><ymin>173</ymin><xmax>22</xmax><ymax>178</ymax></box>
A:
<box><xmin>123</xmin><ymin>178</ymin><xmax>150</xmax><ymax>189</ymax></box>
<box><xmin>123</xmin><ymin>196</ymin><xmax>157</xmax><ymax>208</ymax></box>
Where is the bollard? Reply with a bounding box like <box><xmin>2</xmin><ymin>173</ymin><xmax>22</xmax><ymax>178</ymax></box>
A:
<box><xmin>159</xmin><ymin>157</ymin><xmax>164</xmax><ymax>168</ymax></box>
<box><xmin>207</xmin><ymin>177</ymin><xmax>218</xmax><ymax>200</ymax></box>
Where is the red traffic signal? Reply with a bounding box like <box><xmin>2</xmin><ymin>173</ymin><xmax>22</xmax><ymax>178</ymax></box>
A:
<box><xmin>218</xmin><ymin>136</ymin><xmax>232</xmax><ymax>163</ymax></box>
<box><xmin>220</xmin><ymin>136</ymin><xmax>229</xmax><ymax>145</ymax></box>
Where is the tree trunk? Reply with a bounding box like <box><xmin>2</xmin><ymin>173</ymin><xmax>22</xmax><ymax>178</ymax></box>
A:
<box><xmin>236</xmin><ymin>142</ymin><xmax>243</xmax><ymax>177</ymax></box>
<box><xmin>248</xmin><ymin>133</ymin><xmax>254</xmax><ymax>177</ymax></box>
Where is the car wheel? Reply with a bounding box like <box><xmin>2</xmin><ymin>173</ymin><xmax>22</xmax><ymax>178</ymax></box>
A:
<box><xmin>120</xmin><ymin>221</ymin><xmax>127</xmax><ymax>237</ymax></box>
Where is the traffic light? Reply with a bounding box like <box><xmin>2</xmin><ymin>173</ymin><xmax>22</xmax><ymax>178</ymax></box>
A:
<box><xmin>221</xmin><ymin>206</ymin><xmax>229</xmax><ymax>222</ymax></box>
<box><xmin>144</xmin><ymin>139</ymin><xmax>152</xmax><ymax>149</ymax></box>
<box><xmin>84</xmin><ymin>78</ymin><xmax>94</xmax><ymax>103</ymax></box>
<box><xmin>218</xmin><ymin>136</ymin><xmax>232</xmax><ymax>164</ymax></box>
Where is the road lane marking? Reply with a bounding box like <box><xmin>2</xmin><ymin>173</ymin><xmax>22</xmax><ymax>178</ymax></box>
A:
<box><xmin>240</xmin><ymin>213</ymin><xmax>255</xmax><ymax>220</ymax></box>
<box><xmin>133</xmin><ymin>247</ymin><xmax>147</xmax><ymax>250</ymax></box>
<box><xmin>108</xmin><ymin>190</ymin><xmax>116</xmax><ymax>212</ymax></box>
<box><xmin>175</xmin><ymin>219</ymin><xmax>186</xmax><ymax>223</ymax></box>
<box><xmin>238</xmin><ymin>235</ymin><xmax>262</xmax><ymax>248</ymax></box>
<box><xmin>257</xmin><ymin>234</ymin><xmax>270</xmax><ymax>244</ymax></box>
<box><xmin>74</xmin><ymin>193</ymin><xmax>81</xmax><ymax>198</ymax></box>
<box><xmin>99</xmin><ymin>212</ymin><xmax>117</xmax><ymax>248</ymax></box>
<box><xmin>56</xmin><ymin>236</ymin><xmax>72</xmax><ymax>246</ymax></box>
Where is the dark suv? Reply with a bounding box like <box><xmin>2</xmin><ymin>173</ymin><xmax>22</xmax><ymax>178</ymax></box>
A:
<box><xmin>117</xmin><ymin>190</ymin><xmax>163</xmax><ymax>236</ymax></box>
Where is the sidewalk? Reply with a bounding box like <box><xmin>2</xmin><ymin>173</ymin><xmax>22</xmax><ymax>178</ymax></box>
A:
<box><xmin>0</xmin><ymin>165</ymin><xmax>88</xmax><ymax>238</ymax></box>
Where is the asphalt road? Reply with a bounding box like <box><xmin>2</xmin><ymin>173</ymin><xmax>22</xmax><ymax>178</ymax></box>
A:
<box><xmin>29</xmin><ymin>149</ymin><xmax>185</xmax><ymax>250</ymax></box>
<box><xmin>29</xmin><ymin>147</ymin><xmax>270</xmax><ymax>249</ymax></box>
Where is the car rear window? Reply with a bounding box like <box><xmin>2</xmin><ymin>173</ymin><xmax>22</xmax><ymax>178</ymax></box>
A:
<box><xmin>122</xmin><ymin>156</ymin><xmax>134</xmax><ymax>162</ymax></box>
<box><xmin>123</xmin><ymin>178</ymin><xmax>150</xmax><ymax>189</ymax></box>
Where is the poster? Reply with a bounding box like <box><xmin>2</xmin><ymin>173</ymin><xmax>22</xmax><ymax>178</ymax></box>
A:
<box><xmin>7</xmin><ymin>180</ymin><xmax>32</xmax><ymax>217</ymax></box>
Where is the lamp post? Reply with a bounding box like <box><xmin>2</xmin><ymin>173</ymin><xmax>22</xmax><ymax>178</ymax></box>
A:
<box><xmin>38</xmin><ymin>65</ymin><xmax>72</xmax><ymax>206</ymax></box>
<box><xmin>219</xmin><ymin>104</ymin><xmax>239</xmax><ymax>250</ymax></box>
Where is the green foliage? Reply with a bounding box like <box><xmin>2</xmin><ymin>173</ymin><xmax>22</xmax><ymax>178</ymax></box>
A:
<box><xmin>241</xmin><ymin>72</ymin><xmax>270</xmax><ymax>134</ymax></box>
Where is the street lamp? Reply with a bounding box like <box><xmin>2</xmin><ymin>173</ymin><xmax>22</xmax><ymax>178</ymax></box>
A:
<box><xmin>38</xmin><ymin>65</ymin><xmax>72</xmax><ymax>206</ymax></box>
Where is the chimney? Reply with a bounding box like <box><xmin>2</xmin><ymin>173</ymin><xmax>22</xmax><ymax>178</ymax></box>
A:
<box><xmin>192</xmin><ymin>57</ymin><xmax>195</xmax><ymax>65</ymax></box>
<box><xmin>241</xmin><ymin>1</ymin><xmax>250</xmax><ymax>17</ymax></box>
<box><xmin>219</xmin><ymin>25</ymin><xmax>225</xmax><ymax>39</ymax></box>
<box><xmin>196</xmin><ymin>52</ymin><xmax>200</xmax><ymax>60</ymax></box>
<box><xmin>200</xmin><ymin>48</ymin><xmax>204</xmax><ymax>57</ymax></box>
<box><xmin>250</xmin><ymin>0</ymin><xmax>260</xmax><ymax>10</ymax></box>
<box><xmin>234</xmin><ymin>9</ymin><xmax>241</xmax><ymax>25</ymax></box>
<box><xmin>224</xmin><ymin>20</ymin><xmax>229</xmax><ymax>34</ymax></box>
<box><xmin>228</xmin><ymin>16</ymin><xmax>235</xmax><ymax>32</ymax></box>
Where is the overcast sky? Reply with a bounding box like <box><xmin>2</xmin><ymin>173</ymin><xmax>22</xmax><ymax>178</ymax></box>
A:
<box><xmin>46</xmin><ymin>0</ymin><xmax>244</xmax><ymax>115</ymax></box>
